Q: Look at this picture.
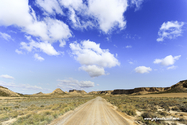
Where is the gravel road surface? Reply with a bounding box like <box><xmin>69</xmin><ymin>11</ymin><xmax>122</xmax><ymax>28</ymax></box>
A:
<box><xmin>52</xmin><ymin>96</ymin><xmax>131</xmax><ymax>125</ymax></box>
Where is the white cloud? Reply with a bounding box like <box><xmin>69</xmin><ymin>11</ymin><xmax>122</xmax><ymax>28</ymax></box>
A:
<box><xmin>36</xmin><ymin>0</ymin><xmax>63</xmax><ymax>15</ymax></box>
<box><xmin>59</xmin><ymin>0</ymin><xmax>83</xmax><ymax>10</ymax></box>
<box><xmin>88</xmin><ymin>0</ymin><xmax>128</xmax><ymax>33</ymax></box>
<box><xmin>0</xmin><ymin>0</ymin><xmax>32</xmax><ymax>27</ymax></box>
<box><xmin>0</xmin><ymin>75</ymin><xmax>14</xmax><ymax>79</ymax></box>
<box><xmin>24</xmin><ymin>17</ymin><xmax>72</xmax><ymax>42</ymax></box>
<box><xmin>57</xmin><ymin>78</ymin><xmax>94</xmax><ymax>89</ymax></box>
<box><xmin>70</xmin><ymin>40</ymin><xmax>120</xmax><ymax>77</ymax></box>
<box><xmin>68</xmin><ymin>8</ymin><xmax>94</xmax><ymax>30</ymax></box>
<box><xmin>153</xmin><ymin>55</ymin><xmax>181</xmax><ymax>66</ymax></box>
<box><xmin>0</xmin><ymin>0</ymin><xmax>72</xmax><ymax>46</ymax></box>
<box><xmin>20</xmin><ymin>36</ymin><xmax>60</xmax><ymax>56</ymax></box>
<box><xmin>135</xmin><ymin>66</ymin><xmax>152</xmax><ymax>74</ymax></box>
<box><xmin>0</xmin><ymin>32</ymin><xmax>13</xmax><ymax>41</ymax></box>
<box><xmin>15</xmin><ymin>49</ymin><xmax>23</xmax><ymax>54</ymax></box>
<box><xmin>126</xmin><ymin>45</ymin><xmax>132</xmax><ymax>48</ymax></box>
<box><xmin>131</xmin><ymin>0</ymin><xmax>144</xmax><ymax>11</ymax></box>
<box><xmin>59</xmin><ymin>40</ymin><xmax>66</xmax><ymax>47</ymax></box>
<box><xmin>0</xmin><ymin>81</ymin><xmax>43</xmax><ymax>90</ymax></box>
<box><xmin>167</xmin><ymin>65</ymin><xmax>177</xmax><ymax>70</ymax></box>
<box><xmin>34</xmin><ymin>53</ymin><xmax>44</xmax><ymax>61</ymax></box>
<box><xmin>80</xmin><ymin>65</ymin><xmax>105</xmax><ymax>77</ymax></box>
<box><xmin>157</xmin><ymin>21</ymin><xmax>184</xmax><ymax>42</ymax></box>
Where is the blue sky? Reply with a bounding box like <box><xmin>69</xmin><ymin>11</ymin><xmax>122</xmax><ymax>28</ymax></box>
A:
<box><xmin>0</xmin><ymin>0</ymin><xmax>187</xmax><ymax>94</ymax></box>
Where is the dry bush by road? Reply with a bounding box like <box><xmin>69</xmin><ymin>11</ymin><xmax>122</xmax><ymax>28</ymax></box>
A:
<box><xmin>0</xmin><ymin>95</ymin><xmax>94</xmax><ymax>125</ymax></box>
<box><xmin>102</xmin><ymin>95</ymin><xmax>187</xmax><ymax>125</ymax></box>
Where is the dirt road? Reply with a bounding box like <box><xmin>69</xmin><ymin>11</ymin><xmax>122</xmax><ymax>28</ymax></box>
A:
<box><xmin>52</xmin><ymin>96</ymin><xmax>131</xmax><ymax>125</ymax></box>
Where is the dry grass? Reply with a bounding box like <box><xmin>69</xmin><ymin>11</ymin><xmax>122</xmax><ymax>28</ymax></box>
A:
<box><xmin>102</xmin><ymin>94</ymin><xmax>187</xmax><ymax>125</ymax></box>
<box><xmin>0</xmin><ymin>95</ymin><xmax>94</xmax><ymax>124</ymax></box>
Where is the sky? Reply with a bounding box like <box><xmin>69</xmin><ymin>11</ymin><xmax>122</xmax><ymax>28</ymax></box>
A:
<box><xmin>0</xmin><ymin>0</ymin><xmax>187</xmax><ymax>94</ymax></box>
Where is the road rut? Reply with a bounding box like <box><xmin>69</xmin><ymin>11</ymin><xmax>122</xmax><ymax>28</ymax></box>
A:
<box><xmin>52</xmin><ymin>96</ymin><xmax>131</xmax><ymax>125</ymax></box>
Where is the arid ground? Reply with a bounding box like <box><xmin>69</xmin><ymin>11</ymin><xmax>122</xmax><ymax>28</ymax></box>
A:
<box><xmin>1</xmin><ymin>93</ymin><xmax>187</xmax><ymax>125</ymax></box>
<box><xmin>50</xmin><ymin>96</ymin><xmax>132</xmax><ymax>125</ymax></box>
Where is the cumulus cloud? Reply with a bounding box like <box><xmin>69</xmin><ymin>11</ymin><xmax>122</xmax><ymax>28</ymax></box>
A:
<box><xmin>0</xmin><ymin>0</ymin><xmax>32</xmax><ymax>27</ymax></box>
<box><xmin>15</xmin><ymin>49</ymin><xmax>23</xmax><ymax>54</ymax></box>
<box><xmin>70</xmin><ymin>40</ymin><xmax>120</xmax><ymax>77</ymax></box>
<box><xmin>36</xmin><ymin>0</ymin><xmax>63</xmax><ymax>15</ymax></box>
<box><xmin>24</xmin><ymin>17</ymin><xmax>72</xmax><ymax>42</ymax></box>
<box><xmin>79</xmin><ymin>65</ymin><xmax>105</xmax><ymax>77</ymax></box>
<box><xmin>0</xmin><ymin>75</ymin><xmax>14</xmax><ymax>79</ymax></box>
<box><xmin>0</xmin><ymin>0</ymin><xmax>129</xmax><ymax>37</ymax></box>
<box><xmin>135</xmin><ymin>66</ymin><xmax>152</xmax><ymax>74</ymax></box>
<box><xmin>20</xmin><ymin>36</ymin><xmax>60</xmax><ymax>56</ymax></box>
<box><xmin>153</xmin><ymin>55</ymin><xmax>181</xmax><ymax>66</ymax></box>
<box><xmin>88</xmin><ymin>0</ymin><xmax>128</xmax><ymax>33</ymax></box>
<box><xmin>0</xmin><ymin>0</ymin><xmax>72</xmax><ymax>47</ymax></box>
<box><xmin>57</xmin><ymin>78</ymin><xmax>94</xmax><ymax>89</ymax></box>
<box><xmin>0</xmin><ymin>32</ymin><xmax>13</xmax><ymax>41</ymax></box>
<box><xmin>34</xmin><ymin>53</ymin><xmax>44</xmax><ymax>61</ymax></box>
<box><xmin>157</xmin><ymin>21</ymin><xmax>184</xmax><ymax>42</ymax></box>
<box><xmin>68</xmin><ymin>8</ymin><xmax>94</xmax><ymax>30</ymax></box>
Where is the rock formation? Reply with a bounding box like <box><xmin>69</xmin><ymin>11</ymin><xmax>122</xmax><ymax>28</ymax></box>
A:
<box><xmin>69</xmin><ymin>89</ymin><xmax>87</xmax><ymax>94</ymax></box>
<box><xmin>89</xmin><ymin>80</ymin><xmax>187</xmax><ymax>95</ymax></box>
<box><xmin>51</xmin><ymin>88</ymin><xmax>64</xmax><ymax>95</ymax></box>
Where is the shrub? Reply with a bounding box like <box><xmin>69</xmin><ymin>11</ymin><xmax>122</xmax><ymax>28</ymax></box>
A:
<box><xmin>9</xmin><ymin>111</ymin><xmax>19</xmax><ymax>118</ymax></box>
<box><xmin>172</xmin><ymin>107</ymin><xmax>180</xmax><ymax>112</ymax></box>
<box><xmin>179</xmin><ymin>106</ymin><xmax>187</xmax><ymax>112</ymax></box>
<box><xmin>14</xmin><ymin>105</ymin><xmax>19</xmax><ymax>109</ymax></box>
<box><xmin>158</xmin><ymin>111</ymin><xmax>167</xmax><ymax>116</ymax></box>
<box><xmin>120</xmin><ymin>104</ymin><xmax>136</xmax><ymax>116</ymax></box>
<box><xmin>0</xmin><ymin>114</ymin><xmax>9</xmax><ymax>122</ymax></box>
<box><xmin>40</xmin><ymin>105</ymin><xmax>45</xmax><ymax>107</ymax></box>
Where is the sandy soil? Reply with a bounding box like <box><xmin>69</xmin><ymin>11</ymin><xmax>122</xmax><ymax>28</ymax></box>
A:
<box><xmin>131</xmin><ymin>93</ymin><xmax>187</xmax><ymax>98</ymax></box>
<box><xmin>50</xmin><ymin>96</ymin><xmax>132</xmax><ymax>125</ymax></box>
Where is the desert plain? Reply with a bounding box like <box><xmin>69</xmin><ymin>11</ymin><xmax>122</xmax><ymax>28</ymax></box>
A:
<box><xmin>0</xmin><ymin>80</ymin><xmax>187</xmax><ymax>125</ymax></box>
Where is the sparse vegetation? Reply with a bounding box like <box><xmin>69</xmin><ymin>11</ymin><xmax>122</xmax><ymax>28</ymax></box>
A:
<box><xmin>103</xmin><ymin>95</ymin><xmax>187</xmax><ymax>125</ymax></box>
<box><xmin>0</xmin><ymin>95</ymin><xmax>94</xmax><ymax>124</ymax></box>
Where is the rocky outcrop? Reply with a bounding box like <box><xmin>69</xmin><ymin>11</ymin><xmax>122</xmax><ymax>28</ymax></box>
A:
<box><xmin>171</xmin><ymin>80</ymin><xmax>187</xmax><ymax>89</ymax></box>
<box><xmin>89</xmin><ymin>90</ymin><xmax>113</xmax><ymax>95</ymax></box>
<box><xmin>0</xmin><ymin>86</ymin><xmax>20</xmax><ymax>97</ymax></box>
<box><xmin>69</xmin><ymin>89</ymin><xmax>87</xmax><ymax>94</ymax></box>
<box><xmin>88</xmin><ymin>80</ymin><xmax>187</xmax><ymax>95</ymax></box>
<box><xmin>111</xmin><ymin>89</ymin><xmax>134</xmax><ymax>94</ymax></box>
<box><xmin>111</xmin><ymin>87</ymin><xmax>166</xmax><ymax>95</ymax></box>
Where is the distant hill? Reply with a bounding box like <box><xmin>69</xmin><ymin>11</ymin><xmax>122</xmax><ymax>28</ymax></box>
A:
<box><xmin>1</xmin><ymin>80</ymin><xmax>187</xmax><ymax>97</ymax></box>
<box><xmin>69</xmin><ymin>89</ymin><xmax>87</xmax><ymax>94</ymax></box>
<box><xmin>88</xmin><ymin>90</ymin><xmax>113</xmax><ymax>95</ymax></box>
<box><xmin>89</xmin><ymin>80</ymin><xmax>187</xmax><ymax>95</ymax></box>
<box><xmin>0</xmin><ymin>86</ymin><xmax>20</xmax><ymax>97</ymax></box>
<box><xmin>49</xmin><ymin>88</ymin><xmax>65</xmax><ymax>95</ymax></box>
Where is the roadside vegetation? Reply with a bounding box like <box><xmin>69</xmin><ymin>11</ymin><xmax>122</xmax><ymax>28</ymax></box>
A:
<box><xmin>0</xmin><ymin>95</ymin><xmax>94</xmax><ymax>125</ymax></box>
<box><xmin>103</xmin><ymin>95</ymin><xmax>187</xmax><ymax>125</ymax></box>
